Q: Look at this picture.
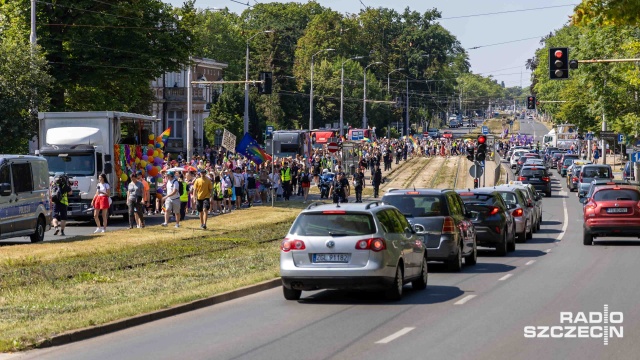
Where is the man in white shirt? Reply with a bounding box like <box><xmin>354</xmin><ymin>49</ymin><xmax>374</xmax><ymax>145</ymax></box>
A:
<box><xmin>232</xmin><ymin>167</ymin><xmax>244</xmax><ymax>210</ymax></box>
<box><xmin>161</xmin><ymin>171</ymin><xmax>181</xmax><ymax>228</ymax></box>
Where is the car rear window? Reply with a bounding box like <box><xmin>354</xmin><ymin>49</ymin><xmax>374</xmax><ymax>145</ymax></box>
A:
<box><xmin>563</xmin><ymin>159</ymin><xmax>575</xmax><ymax>165</ymax></box>
<box><xmin>458</xmin><ymin>193</ymin><xmax>500</xmax><ymax>206</ymax></box>
<box><xmin>383</xmin><ymin>195</ymin><xmax>446</xmax><ymax>217</ymax></box>
<box><xmin>290</xmin><ymin>213</ymin><xmax>376</xmax><ymax>236</ymax></box>
<box><xmin>498</xmin><ymin>191</ymin><xmax>519</xmax><ymax>205</ymax></box>
<box><xmin>593</xmin><ymin>189</ymin><xmax>640</xmax><ymax>201</ymax></box>
<box><xmin>521</xmin><ymin>169</ymin><xmax>546</xmax><ymax>177</ymax></box>
<box><xmin>553</xmin><ymin>153</ymin><xmax>564</xmax><ymax>159</ymax></box>
<box><xmin>582</xmin><ymin>167</ymin><xmax>611</xmax><ymax>178</ymax></box>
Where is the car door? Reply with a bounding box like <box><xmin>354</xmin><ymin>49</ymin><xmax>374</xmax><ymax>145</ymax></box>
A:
<box><xmin>452</xmin><ymin>193</ymin><xmax>475</xmax><ymax>255</ymax></box>
<box><xmin>11</xmin><ymin>162</ymin><xmax>36</xmax><ymax>233</ymax></box>
<box><xmin>391</xmin><ymin>208</ymin><xmax>422</xmax><ymax>276</ymax></box>
<box><xmin>0</xmin><ymin>163</ymin><xmax>16</xmax><ymax>237</ymax></box>
<box><xmin>376</xmin><ymin>210</ymin><xmax>406</xmax><ymax>271</ymax></box>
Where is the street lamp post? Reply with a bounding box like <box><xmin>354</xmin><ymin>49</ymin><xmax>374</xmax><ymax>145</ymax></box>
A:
<box><xmin>244</xmin><ymin>30</ymin><xmax>273</xmax><ymax>135</ymax></box>
<box><xmin>340</xmin><ymin>56</ymin><xmax>365</xmax><ymax>136</ymax></box>
<box><xmin>309</xmin><ymin>48</ymin><xmax>335</xmax><ymax>131</ymax></box>
<box><xmin>363</xmin><ymin>61</ymin><xmax>382</xmax><ymax>129</ymax></box>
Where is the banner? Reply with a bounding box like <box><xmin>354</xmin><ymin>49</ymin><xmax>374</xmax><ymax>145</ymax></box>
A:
<box><xmin>221</xmin><ymin>129</ymin><xmax>237</xmax><ymax>153</ymax></box>
<box><xmin>235</xmin><ymin>133</ymin><xmax>272</xmax><ymax>165</ymax></box>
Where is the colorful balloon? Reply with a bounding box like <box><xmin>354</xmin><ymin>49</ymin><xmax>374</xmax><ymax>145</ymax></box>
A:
<box><xmin>155</xmin><ymin>143</ymin><xmax>161</xmax><ymax>148</ymax></box>
<box><xmin>146</xmin><ymin>164</ymin><xmax>152</xmax><ymax>171</ymax></box>
<box><xmin>120</xmin><ymin>173</ymin><xmax>128</xmax><ymax>182</ymax></box>
<box><xmin>148</xmin><ymin>156</ymin><xmax>154</xmax><ymax>164</ymax></box>
<box><xmin>148</xmin><ymin>134</ymin><xmax>155</xmax><ymax>141</ymax></box>
<box><xmin>149</xmin><ymin>167</ymin><xmax>159</xmax><ymax>177</ymax></box>
<box><xmin>140</xmin><ymin>160</ymin><xmax>147</xmax><ymax>168</ymax></box>
<box><xmin>147</xmin><ymin>149</ymin><xmax>154</xmax><ymax>156</ymax></box>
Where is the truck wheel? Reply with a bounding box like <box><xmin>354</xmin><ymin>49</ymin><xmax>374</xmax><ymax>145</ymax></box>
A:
<box><xmin>30</xmin><ymin>216</ymin><xmax>46</xmax><ymax>243</ymax></box>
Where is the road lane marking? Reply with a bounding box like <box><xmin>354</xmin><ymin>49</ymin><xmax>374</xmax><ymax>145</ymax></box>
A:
<box><xmin>556</xmin><ymin>195</ymin><xmax>569</xmax><ymax>241</ymax></box>
<box><xmin>498</xmin><ymin>274</ymin><xmax>513</xmax><ymax>281</ymax></box>
<box><xmin>545</xmin><ymin>249</ymin><xmax>552</xmax><ymax>253</ymax></box>
<box><xmin>375</xmin><ymin>327</ymin><xmax>415</xmax><ymax>344</ymax></box>
<box><xmin>454</xmin><ymin>295</ymin><xmax>477</xmax><ymax>305</ymax></box>
<box><xmin>525</xmin><ymin>260</ymin><xmax>536</xmax><ymax>265</ymax></box>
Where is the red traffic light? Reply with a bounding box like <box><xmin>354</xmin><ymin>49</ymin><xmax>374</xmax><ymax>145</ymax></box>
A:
<box><xmin>554</xmin><ymin>50</ymin><xmax>563</xmax><ymax>58</ymax></box>
<box><xmin>528</xmin><ymin>97</ymin><xmax>533</xmax><ymax>101</ymax></box>
<box><xmin>477</xmin><ymin>135</ymin><xmax>487</xmax><ymax>144</ymax></box>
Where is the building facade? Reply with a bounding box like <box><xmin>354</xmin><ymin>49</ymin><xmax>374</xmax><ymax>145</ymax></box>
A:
<box><xmin>151</xmin><ymin>57</ymin><xmax>228</xmax><ymax>156</ymax></box>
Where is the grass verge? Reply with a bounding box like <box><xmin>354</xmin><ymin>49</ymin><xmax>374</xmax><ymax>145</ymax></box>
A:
<box><xmin>0</xmin><ymin>207</ymin><xmax>304</xmax><ymax>352</ymax></box>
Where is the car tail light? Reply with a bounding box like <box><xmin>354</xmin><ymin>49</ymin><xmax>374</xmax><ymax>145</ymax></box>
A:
<box><xmin>495</xmin><ymin>226</ymin><xmax>501</xmax><ymax>234</ymax></box>
<box><xmin>355</xmin><ymin>237</ymin><xmax>386</xmax><ymax>252</ymax></box>
<box><xmin>280</xmin><ymin>238</ymin><xmax>306</xmax><ymax>252</ymax></box>
<box><xmin>489</xmin><ymin>206</ymin><xmax>500</xmax><ymax>216</ymax></box>
<box><xmin>323</xmin><ymin>210</ymin><xmax>346</xmax><ymax>214</ymax></box>
<box><xmin>518</xmin><ymin>176</ymin><xmax>526</xmax><ymax>181</ymax></box>
<box><xmin>442</xmin><ymin>217</ymin><xmax>456</xmax><ymax>234</ymax></box>
<box><xmin>542</xmin><ymin>177</ymin><xmax>550</xmax><ymax>182</ymax></box>
<box><xmin>572</xmin><ymin>177</ymin><xmax>578</xmax><ymax>182</ymax></box>
<box><xmin>512</xmin><ymin>208</ymin><xmax>524</xmax><ymax>217</ymax></box>
<box><xmin>585</xmin><ymin>201</ymin><xmax>597</xmax><ymax>210</ymax></box>
<box><xmin>636</xmin><ymin>201</ymin><xmax>640</xmax><ymax>210</ymax></box>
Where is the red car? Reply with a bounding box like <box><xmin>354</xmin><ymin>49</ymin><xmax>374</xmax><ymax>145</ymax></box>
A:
<box><xmin>582</xmin><ymin>185</ymin><xmax>640</xmax><ymax>245</ymax></box>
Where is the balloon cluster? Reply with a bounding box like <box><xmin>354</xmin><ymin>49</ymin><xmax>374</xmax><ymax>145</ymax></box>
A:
<box><xmin>117</xmin><ymin>134</ymin><xmax>166</xmax><ymax>184</ymax></box>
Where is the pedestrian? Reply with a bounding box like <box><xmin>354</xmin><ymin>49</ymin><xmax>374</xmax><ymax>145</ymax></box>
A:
<box><xmin>233</xmin><ymin>167</ymin><xmax>244</xmax><ymax>209</ymax></box>
<box><xmin>329</xmin><ymin>172</ymin><xmax>347</xmax><ymax>204</ymax></box>
<box><xmin>353</xmin><ymin>167</ymin><xmax>366</xmax><ymax>203</ymax></box>
<box><xmin>212</xmin><ymin>175</ymin><xmax>223</xmax><ymax>215</ymax></box>
<box><xmin>126</xmin><ymin>172</ymin><xmax>144</xmax><ymax>229</ymax></box>
<box><xmin>161</xmin><ymin>171</ymin><xmax>181</xmax><ymax>228</ymax></box>
<box><xmin>280</xmin><ymin>161</ymin><xmax>292</xmax><ymax>201</ymax></box>
<box><xmin>246</xmin><ymin>169</ymin><xmax>257</xmax><ymax>207</ymax></box>
<box><xmin>193</xmin><ymin>169</ymin><xmax>213</xmax><ymax>229</ymax></box>
<box><xmin>372</xmin><ymin>164</ymin><xmax>382</xmax><ymax>198</ymax></box>
<box><xmin>91</xmin><ymin>173</ymin><xmax>110</xmax><ymax>233</ymax></box>
<box><xmin>300</xmin><ymin>166</ymin><xmax>311</xmax><ymax>203</ymax></box>
<box><xmin>178</xmin><ymin>173</ymin><xmax>190</xmax><ymax>221</ymax></box>
<box><xmin>51</xmin><ymin>175</ymin><xmax>72</xmax><ymax>236</ymax></box>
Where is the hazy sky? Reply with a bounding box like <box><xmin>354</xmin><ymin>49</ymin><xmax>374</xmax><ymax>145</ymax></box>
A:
<box><xmin>165</xmin><ymin>0</ymin><xmax>577</xmax><ymax>88</ymax></box>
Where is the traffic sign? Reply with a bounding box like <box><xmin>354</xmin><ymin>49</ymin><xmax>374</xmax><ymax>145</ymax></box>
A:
<box><xmin>632</xmin><ymin>152</ymin><xmax>640</xmax><ymax>163</ymax></box>
<box><xmin>482</xmin><ymin>126</ymin><xmax>489</xmax><ymax>135</ymax></box>
<box><xmin>586</xmin><ymin>133</ymin><xmax>594</xmax><ymax>141</ymax></box>
<box><xmin>626</xmin><ymin>148</ymin><xmax>634</xmax><ymax>154</ymax></box>
<box><xmin>327</xmin><ymin>142</ymin><xmax>339</xmax><ymax>153</ymax></box>
<box><xmin>618</xmin><ymin>134</ymin><xmax>624</xmax><ymax>143</ymax></box>
<box><xmin>469</xmin><ymin>164</ymin><xmax>484</xmax><ymax>178</ymax></box>
<box><xmin>266</xmin><ymin>126</ymin><xmax>274</xmax><ymax>136</ymax></box>
<box><xmin>600</xmin><ymin>131</ymin><xmax>616</xmax><ymax>139</ymax></box>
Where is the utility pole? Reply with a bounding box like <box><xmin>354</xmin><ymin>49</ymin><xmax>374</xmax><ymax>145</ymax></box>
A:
<box><xmin>405</xmin><ymin>78</ymin><xmax>409</xmax><ymax>136</ymax></box>
<box><xmin>186</xmin><ymin>59</ymin><xmax>193</xmax><ymax>161</ymax></box>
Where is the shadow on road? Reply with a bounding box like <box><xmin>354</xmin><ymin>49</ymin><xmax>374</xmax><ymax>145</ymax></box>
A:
<box><xmin>480</xmin><ymin>249</ymin><xmax>547</xmax><ymax>258</ymax></box>
<box><xmin>536</xmin><ymin>228</ymin><xmax>561</xmax><ymax>234</ymax></box>
<box><xmin>542</xmin><ymin>220</ymin><xmax>563</xmax><ymax>226</ymax></box>
<box><xmin>526</xmin><ymin>237</ymin><xmax>557</xmax><ymax>244</ymax></box>
<box><xmin>428</xmin><ymin>261</ymin><xmax>516</xmax><ymax>274</ymax></box>
<box><xmin>593</xmin><ymin>240</ymin><xmax>640</xmax><ymax>246</ymax></box>
<box><xmin>298</xmin><ymin>285</ymin><xmax>465</xmax><ymax>305</ymax></box>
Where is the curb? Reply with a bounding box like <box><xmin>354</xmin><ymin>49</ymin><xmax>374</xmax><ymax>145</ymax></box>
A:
<box><xmin>34</xmin><ymin>278</ymin><xmax>282</xmax><ymax>349</ymax></box>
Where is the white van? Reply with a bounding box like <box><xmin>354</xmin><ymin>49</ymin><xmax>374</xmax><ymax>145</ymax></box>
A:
<box><xmin>0</xmin><ymin>155</ymin><xmax>52</xmax><ymax>242</ymax></box>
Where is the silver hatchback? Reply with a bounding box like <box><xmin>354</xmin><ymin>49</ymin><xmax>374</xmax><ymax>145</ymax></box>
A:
<box><xmin>280</xmin><ymin>202</ymin><xmax>427</xmax><ymax>301</ymax></box>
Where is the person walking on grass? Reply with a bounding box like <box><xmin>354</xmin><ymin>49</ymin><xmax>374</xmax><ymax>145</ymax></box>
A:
<box><xmin>193</xmin><ymin>169</ymin><xmax>213</xmax><ymax>229</ymax></box>
<box><xmin>51</xmin><ymin>176</ymin><xmax>72</xmax><ymax>236</ymax></box>
<box><xmin>126</xmin><ymin>172</ymin><xmax>144</xmax><ymax>229</ymax></box>
<box><xmin>161</xmin><ymin>171</ymin><xmax>181</xmax><ymax>228</ymax></box>
<box><xmin>299</xmin><ymin>166</ymin><xmax>311</xmax><ymax>203</ymax></box>
<box><xmin>92</xmin><ymin>173</ymin><xmax>110</xmax><ymax>233</ymax></box>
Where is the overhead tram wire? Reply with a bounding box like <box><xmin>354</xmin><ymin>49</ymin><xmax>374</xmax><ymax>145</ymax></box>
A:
<box><xmin>468</xmin><ymin>36</ymin><xmax>543</xmax><ymax>50</ymax></box>
<box><xmin>439</xmin><ymin>4</ymin><xmax>577</xmax><ymax>20</ymax></box>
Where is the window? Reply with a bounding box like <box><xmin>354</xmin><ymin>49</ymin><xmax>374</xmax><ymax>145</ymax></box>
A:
<box><xmin>289</xmin><ymin>213</ymin><xmax>375</xmax><ymax>236</ymax></box>
<box><xmin>0</xmin><ymin>165</ymin><xmax>10</xmax><ymax>188</ymax></box>
<box><xmin>97</xmin><ymin>152</ymin><xmax>103</xmax><ymax>173</ymax></box>
<box><xmin>383</xmin><ymin>195</ymin><xmax>444</xmax><ymax>217</ymax></box>
<box><xmin>11</xmin><ymin>163</ymin><xmax>33</xmax><ymax>193</ymax></box>
<box><xmin>168</xmin><ymin>111</ymin><xmax>183</xmax><ymax>139</ymax></box>
<box><xmin>594</xmin><ymin>189</ymin><xmax>640</xmax><ymax>201</ymax></box>
<box><xmin>376</xmin><ymin>210</ymin><xmax>403</xmax><ymax>234</ymax></box>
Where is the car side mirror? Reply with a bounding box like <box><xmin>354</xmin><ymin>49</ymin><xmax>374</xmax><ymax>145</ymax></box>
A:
<box><xmin>413</xmin><ymin>224</ymin><xmax>426</xmax><ymax>235</ymax></box>
<box><xmin>527</xmin><ymin>200</ymin><xmax>534</xmax><ymax>208</ymax></box>
<box><xmin>405</xmin><ymin>227</ymin><xmax>415</xmax><ymax>236</ymax></box>
<box><xmin>579</xmin><ymin>197</ymin><xmax>587</xmax><ymax>204</ymax></box>
<box><xmin>103</xmin><ymin>163</ymin><xmax>113</xmax><ymax>175</ymax></box>
<box><xmin>0</xmin><ymin>183</ymin><xmax>11</xmax><ymax>196</ymax></box>
<box><xmin>506</xmin><ymin>203</ymin><xmax>516</xmax><ymax>210</ymax></box>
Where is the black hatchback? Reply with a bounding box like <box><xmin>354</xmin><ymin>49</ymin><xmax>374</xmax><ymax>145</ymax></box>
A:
<box><xmin>456</xmin><ymin>189</ymin><xmax>516</xmax><ymax>255</ymax></box>
<box><xmin>518</xmin><ymin>166</ymin><xmax>552</xmax><ymax>197</ymax></box>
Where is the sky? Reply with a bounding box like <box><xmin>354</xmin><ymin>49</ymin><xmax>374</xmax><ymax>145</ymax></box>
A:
<box><xmin>165</xmin><ymin>0</ymin><xmax>578</xmax><ymax>88</ymax></box>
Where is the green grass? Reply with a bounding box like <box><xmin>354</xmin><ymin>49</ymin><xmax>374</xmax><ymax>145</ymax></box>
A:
<box><xmin>0</xmin><ymin>212</ymin><xmax>297</xmax><ymax>352</ymax></box>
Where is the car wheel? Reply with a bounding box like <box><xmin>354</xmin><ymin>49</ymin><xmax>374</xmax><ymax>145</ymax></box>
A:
<box><xmin>30</xmin><ymin>216</ymin><xmax>45</xmax><ymax>243</ymax></box>
<box><xmin>583</xmin><ymin>231</ymin><xmax>593</xmax><ymax>246</ymax></box>
<box><xmin>465</xmin><ymin>238</ymin><xmax>477</xmax><ymax>266</ymax></box>
<box><xmin>283</xmin><ymin>285</ymin><xmax>302</xmax><ymax>301</ymax></box>
<box><xmin>546</xmin><ymin>192</ymin><xmax>551</xmax><ymax>197</ymax></box>
<box><xmin>385</xmin><ymin>265</ymin><xmax>404</xmax><ymax>301</ymax></box>
<box><xmin>526</xmin><ymin>223</ymin><xmax>533</xmax><ymax>240</ymax></box>
<box><xmin>448</xmin><ymin>244</ymin><xmax>463</xmax><ymax>272</ymax></box>
<box><xmin>412</xmin><ymin>257</ymin><xmax>428</xmax><ymax>290</ymax></box>
<box><xmin>496</xmin><ymin>232</ymin><xmax>508</xmax><ymax>256</ymax></box>
<box><xmin>516</xmin><ymin>222</ymin><xmax>527</xmax><ymax>243</ymax></box>
<box><xmin>536</xmin><ymin>219</ymin><xmax>541</xmax><ymax>232</ymax></box>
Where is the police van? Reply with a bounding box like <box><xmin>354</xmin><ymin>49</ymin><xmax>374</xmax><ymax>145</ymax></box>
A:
<box><xmin>0</xmin><ymin>155</ymin><xmax>52</xmax><ymax>242</ymax></box>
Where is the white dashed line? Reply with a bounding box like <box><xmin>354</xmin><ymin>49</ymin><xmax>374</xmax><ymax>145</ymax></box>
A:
<box><xmin>498</xmin><ymin>274</ymin><xmax>513</xmax><ymax>281</ymax></box>
<box><xmin>454</xmin><ymin>295</ymin><xmax>477</xmax><ymax>305</ymax></box>
<box><xmin>545</xmin><ymin>249</ymin><xmax>552</xmax><ymax>253</ymax></box>
<box><xmin>525</xmin><ymin>260</ymin><xmax>536</xmax><ymax>265</ymax></box>
<box><xmin>556</xmin><ymin>195</ymin><xmax>569</xmax><ymax>241</ymax></box>
<box><xmin>375</xmin><ymin>327</ymin><xmax>415</xmax><ymax>344</ymax></box>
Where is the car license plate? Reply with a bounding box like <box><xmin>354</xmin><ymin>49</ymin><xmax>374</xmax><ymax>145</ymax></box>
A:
<box><xmin>606</xmin><ymin>208</ymin><xmax>628</xmax><ymax>213</ymax></box>
<box><xmin>313</xmin><ymin>253</ymin><xmax>350</xmax><ymax>263</ymax></box>
<box><xmin>530</xmin><ymin>178</ymin><xmax>538</xmax><ymax>181</ymax></box>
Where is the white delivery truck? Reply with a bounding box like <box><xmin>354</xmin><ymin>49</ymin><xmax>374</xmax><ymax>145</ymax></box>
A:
<box><xmin>38</xmin><ymin>112</ymin><xmax>159</xmax><ymax>220</ymax></box>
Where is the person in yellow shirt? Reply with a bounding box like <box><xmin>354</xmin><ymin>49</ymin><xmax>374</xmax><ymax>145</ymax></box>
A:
<box><xmin>193</xmin><ymin>169</ymin><xmax>213</xmax><ymax>229</ymax></box>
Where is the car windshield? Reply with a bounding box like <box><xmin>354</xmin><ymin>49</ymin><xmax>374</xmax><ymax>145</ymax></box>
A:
<box><xmin>383</xmin><ymin>195</ymin><xmax>445</xmax><ymax>217</ymax></box>
<box><xmin>521</xmin><ymin>169</ymin><xmax>546</xmax><ymax>177</ymax></box>
<box><xmin>563</xmin><ymin>159</ymin><xmax>575</xmax><ymax>165</ymax></box>
<box><xmin>289</xmin><ymin>213</ymin><xmax>376</xmax><ymax>236</ymax></box>
<box><xmin>593</xmin><ymin>189</ymin><xmax>640</xmax><ymax>201</ymax></box>
<box><xmin>553</xmin><ymin>153</ymin><xmax>564</xmax><ymax>159</ymax></box>
<box><xmin>583</xmin><ymin>167</ymin><xmax>610</xmax><ymax>178</ymax></box>
<box><xmin>43</xmin><ymin>153</ymin><xmax>95</xmax><ymax>176</ymax></box>
<box><xmin>458</xmin><ymin>193</ymin><xmax>500</xmax><ymax>206</ymax></box>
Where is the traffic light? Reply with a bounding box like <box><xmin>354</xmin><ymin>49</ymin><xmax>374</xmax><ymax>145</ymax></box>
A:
<box><xmin>476</xmin><ymin>135</ymin><xmax>487</xmax><ymax>162</ymax></box>
<box><xmin>527</xmin><ymin>96</ymin><xmax>536</xmax><ymax>110</ymax></box>
<box><xmin>473</xmin><ymin>178</ymin><xmax>479</xmax><ymax>189</ymax></box>
<box><xmin>258</xmin><ymin>71</ymin><xmax>273</xmax><ymax>94</ymax></box>
<box><xmin>466</xmin><ymin>146</ymin><xmax>475</xmax><ymax>162</ymax></box>
<box><xmin>549</xmin><ymin>47</ymin><xmax>569</xmax><ymax>79</ymax></box>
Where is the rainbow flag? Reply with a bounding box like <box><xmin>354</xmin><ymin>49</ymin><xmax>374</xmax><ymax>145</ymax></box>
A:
<box><xmin>409</xmin><ymin>135</ymin><xmax>417</xmax><ymax>147</ymax></box>
<box><xmin>235</xmin><ymin>133</ymin><xmax>272</xmax><ymax>165</ymax></box>
<box><xmin>363</xmin><ymin>137</ymin><xmax>372</xmax><ymax>143</ymax></box>
<box><xmin>160</xmin><ymin>127</ymin><xmax>171</xmax><ymax>143</ymax></box>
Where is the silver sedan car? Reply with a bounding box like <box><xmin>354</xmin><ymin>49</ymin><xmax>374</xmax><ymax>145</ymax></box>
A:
<box><xmin>280</xmin><ymin>202</ymin><xmax>427</xmax><ymax>301</ymax></box>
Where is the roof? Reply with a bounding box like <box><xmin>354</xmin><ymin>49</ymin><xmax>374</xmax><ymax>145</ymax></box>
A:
<box><xmin>0</xmin><ymin>154</ymin><xmax>45</xmax><ymax>162</ymax></box>
<box><xmin>39</xmin><ymin>111</ymin><xmax>158</xmax><ymax>122</ymax></box>
<box><xmin>455</xmin><ymin>188</ymin><xmax>497</xmax><ymax>195</ymax></box>
<box><xmin>383</xmin><ymin>188</ymin><xmax>452</xmax><ymax>195</ymax></box>
<box><xmin>302</xmin><ymin>201</ymin><xmax>389</xmax><ymax>213</ymax></box>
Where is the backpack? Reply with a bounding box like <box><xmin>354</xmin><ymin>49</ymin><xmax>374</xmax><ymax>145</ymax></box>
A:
<box><xmin>247</xmin><ymin>176</ymin><xmax>256</xmax><ymax>189</ymax></box>
<box><xmin>173</xmin><ymin>180</ymin><xmax>183</xmax><ymax>196</ymax></box>
<box><xmin>301</xmin><ymin>172</ymin><xmax>310</xmax><ymax>183</ymax></box>
<box><xmin>51</xmin><ymin>186</ymin><xmax>61</xmax><ymax>203</ymax></box>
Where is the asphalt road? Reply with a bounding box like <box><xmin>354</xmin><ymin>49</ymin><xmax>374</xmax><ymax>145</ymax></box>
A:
<box><xmin>9</xmin><ymin>118</ymin><xmax>640</xmax><ymax>360</ymax></box>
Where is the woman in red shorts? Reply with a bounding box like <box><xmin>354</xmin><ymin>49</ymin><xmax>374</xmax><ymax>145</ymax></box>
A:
<box><xmin>91</xmin><ymin>173</ymin><xmax>111</xmax><ymax>233</ymax></box>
